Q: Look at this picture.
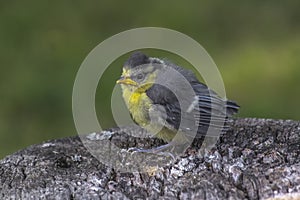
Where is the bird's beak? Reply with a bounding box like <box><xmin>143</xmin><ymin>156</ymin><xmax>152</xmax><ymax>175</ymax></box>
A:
<box><xmin>116</xmin><ymin>76</ymin><xmax>138</xmax><ymax>86</ymax></box>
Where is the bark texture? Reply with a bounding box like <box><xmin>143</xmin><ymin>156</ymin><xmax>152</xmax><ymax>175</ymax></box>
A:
<box><xmin>0</xmin><ymin>118</ymin><xmax>300</xmax><ymax>200</ymax></box>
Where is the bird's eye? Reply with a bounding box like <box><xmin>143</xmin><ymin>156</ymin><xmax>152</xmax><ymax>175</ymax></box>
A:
<box><xmin>136</xmin><ymin>73</ymin><xmax>144</xmax><ymax>80</ymax></box>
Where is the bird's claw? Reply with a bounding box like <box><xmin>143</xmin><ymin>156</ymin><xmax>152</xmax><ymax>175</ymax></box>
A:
<box><xmin>127</xmin><ymin>147</ymin><xmax>147</xmax><ymax>152</ymax></box>
<box><xmin>127</xmin><ymin>146</ymin><xmax>176</xmax><ymax>161</ymax></box>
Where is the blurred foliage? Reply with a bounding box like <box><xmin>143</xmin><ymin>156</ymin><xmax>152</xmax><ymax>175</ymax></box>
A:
<box><xmin>0</xmin><ymin>0</ymin><xmax>299</xmax><ymax>158</ymax></box>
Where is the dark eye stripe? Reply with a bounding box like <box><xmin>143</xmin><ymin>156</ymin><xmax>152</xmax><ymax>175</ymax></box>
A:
<box><xmin>131</xmin><ymin>65</ymin><xmax>158</xmax><ymax>81</ymax></box>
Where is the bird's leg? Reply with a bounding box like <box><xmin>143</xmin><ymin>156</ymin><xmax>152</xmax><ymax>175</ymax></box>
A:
<box><xmin>128</xmin><ymin>143</ymin><xmax>172</xmax><ymax>153</ymax></box>
<box><xmin>128</xmin><ymin>143</ymin><xmax>176</xmax><ymax>160</ymax></box>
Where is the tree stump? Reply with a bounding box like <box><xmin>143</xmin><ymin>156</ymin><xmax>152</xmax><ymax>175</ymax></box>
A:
<box><xmin>0</xmin><ymin>118</ymin><xmax>300</xmax><ymax>199</ymax></box>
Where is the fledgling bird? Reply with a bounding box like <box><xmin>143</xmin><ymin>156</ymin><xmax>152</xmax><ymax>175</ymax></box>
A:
<box><xmin>116</xmin><ymin>52</ymin><xmax>239</xmax><ymax>153</ymax></box>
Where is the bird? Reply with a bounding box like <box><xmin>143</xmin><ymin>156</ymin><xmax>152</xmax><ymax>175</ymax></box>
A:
<box><xmin>116</xmin><ymin>51</ymin><xmax>239</xmax><ymax>153</ymax></box>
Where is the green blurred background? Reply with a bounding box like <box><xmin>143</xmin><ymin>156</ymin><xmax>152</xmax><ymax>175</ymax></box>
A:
<box><xmin>1</xmin><ymin>1</ymin><xmax>299</xmax><ymax>159</ymax></box>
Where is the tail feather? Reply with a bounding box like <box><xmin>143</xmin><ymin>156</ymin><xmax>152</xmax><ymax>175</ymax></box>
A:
<box><xmin>226</xmin><ymin>100</ymin><xmax>240</xmax><ymax>116</ymax></box>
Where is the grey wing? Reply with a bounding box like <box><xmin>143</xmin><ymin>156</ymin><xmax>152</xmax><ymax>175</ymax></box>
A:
<box><xmin>146</xmin><ymin>64</ymin><xmax>239</xmax><ymax>138</ymax></box>
<box><xmin>188</xmin><ymin>82</ymin><xmax>239</xmax><ymax>137</ymax></box>
<box><xmin>145</xmin><ymin>83</ymin><xmax>200</xmax><ymax>137</ymax></box>
<box><xmin>146</xmin><ymin>83</ymin><xmax>181</xmax><ymax>131</ymax></box>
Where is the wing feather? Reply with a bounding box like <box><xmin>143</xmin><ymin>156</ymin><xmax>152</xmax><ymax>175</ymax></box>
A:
<box><xmin>145</xmin><ymin>63</ymin><xmax>239</xmax><ymax>138</ymax></box>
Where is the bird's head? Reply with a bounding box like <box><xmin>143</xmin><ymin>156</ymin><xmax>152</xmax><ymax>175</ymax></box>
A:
<box><xmin>116</xmin><ymin>52</ymin><xmax>163</xmax><ymax>92</ymax></box>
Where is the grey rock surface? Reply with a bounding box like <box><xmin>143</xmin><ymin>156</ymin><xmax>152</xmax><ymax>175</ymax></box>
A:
<box><xmin>0</xmin><ymin>118</ymin><xmax>300</xmax><ymax>200</ymax></box>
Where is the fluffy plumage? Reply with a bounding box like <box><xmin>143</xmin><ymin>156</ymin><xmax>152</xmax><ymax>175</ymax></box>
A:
<box><xmin>118</xmin><ymin>52</ymin><xmax>239</xmax><ymax>142</ymax></box>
